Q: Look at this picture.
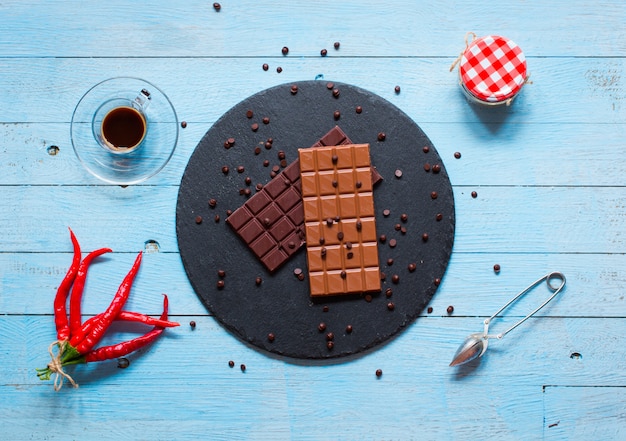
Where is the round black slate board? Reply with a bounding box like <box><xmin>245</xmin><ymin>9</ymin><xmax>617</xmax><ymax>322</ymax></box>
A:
<box><xmin>176</xmin><ymin>81</ymin><xmax>455</xmax><ymax>360</ymax></box>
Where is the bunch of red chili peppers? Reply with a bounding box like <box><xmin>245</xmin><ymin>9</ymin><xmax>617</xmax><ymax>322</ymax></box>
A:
<box><xmin>37</xmin><ymin>228</ymin><xmax>179</xmax><ymax>390</ymax></box>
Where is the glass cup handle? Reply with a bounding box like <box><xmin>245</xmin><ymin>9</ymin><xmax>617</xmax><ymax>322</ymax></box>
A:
<box><xmin>134</xmin><ymin>88</ymin><xmax>151</xmax><ymax>111</ymax></box>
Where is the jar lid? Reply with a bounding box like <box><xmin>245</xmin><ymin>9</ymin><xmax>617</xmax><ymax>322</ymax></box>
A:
<box><xmin>459</xmin><ymin>35</ymin><xmax>527</xmax><ymax>103</ymax></box>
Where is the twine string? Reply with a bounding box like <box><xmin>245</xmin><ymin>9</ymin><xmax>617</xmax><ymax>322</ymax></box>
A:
<box><xmin>449</xmin><ymin>31</ymin><xmax>477</xmax><ymax>72</ymax></box>
<box><xmin>47</xmin><ymin>340</ymin><xmax>78</xmax><ymax>391</ymax></box>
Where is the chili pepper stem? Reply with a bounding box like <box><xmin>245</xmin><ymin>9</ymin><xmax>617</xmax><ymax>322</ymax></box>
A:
<box><xmin>36</xmin><ymin>340</ymin><xmax>85</xmax><ymax>390</ymax></box>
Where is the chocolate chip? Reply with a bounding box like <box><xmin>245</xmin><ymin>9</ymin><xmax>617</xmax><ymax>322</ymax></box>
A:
<box><xmin>422</xmin><ymin>233</ymin><xmax>429</xmax><ymax>242</ymax></box>
<box><xmin>195</xmin><ymin>215</ymin><xmax>203</xmax><ymax>224</ymax></box>
<box><xmin>394</xmin><ymin>169</ymin><xmax>402</xmax><ymax>178</ymax></box>
<box><xmin>347</xmin><ymin>252</ymin><xmax>354</xmax><ymax>259</ymax></box>
<box><xmin>332</xmin><ymin>88</ymin><xmax>340</xmax><ymax>98</ymax></box>
<box><xmin>356</xmin><ymin>105</ymin><xmax>363</xmax><ymax>114</ymax></box>
<box><xmin>246</xmin><ymin>110</ymin><xmax>254</xmax><ymax>118</ymax></box>
<box><xmin>400</xmin><ymin>213</ymin><xmax>408</xmax><ymax>222</ymax></box>
<box><xmin>280</xmin><ymin>159</ymin><xmax>288</xmax><ymax>168</ymax></box>
<box><xmin>471</xmin><ymin>191</ymin><xmax>478</xmax><ymax>198</ymax></box>
<box><xmin>400</xmin><ymin>227</ymin><xmax>407</xmax><ymax>235</ymax></box>
<box><xmin>326</xmin><ymin>332</ymin><xmax>334</xmax><ymax>341</ymax></box>
<box><xmin>375</xmin><ymin>369</ymin><xmax>383</xmax><ymax>378</ymax></box>
<box><xmin>222</xmin><ymin>165</ymin><xmax>229</xmax><ymax>174</ymax></box>
<box><xmin>431</xmin><ymin>191</ymin><xmax>438</xmax><ymax>200</ymax></box>
<box><xmin>423</xmin><ymin>146</ymin><xmax>430</xmax><ymax>153</ymax></box>
<box><xmin>181</xmin><ymin>121</ymin><xmax>187</xmax><ymax>128</ymax></box>
<box><xmin>290</xmin><ymin>84</ymin><xmax>298</xmax><ymax>95</ymax></box>
<box><xmin>345</xmin><ymin>242</ymin><xmax>353</xmax><ymax>250</ymax></box>
<box><xmin>356</xmin><ymin>220</ymin><xmax>362</xmax><ymax>231</ymax></box>
<box><xmin>387</xmin><ymin>302</ymin><xmax>395</xmax><ymax>311</ymax></box>
<box><xmin>276</xmin><ymin>66</ymin><xmax>283</xmax><ymax>73</ymax></box>
<box><xmin>434</xmin><ymin>278</ymin><xmax>441</xmax><ymax>286</ymax></box>
<box><xmin>365</xmin><ymin>294</ymin><xmax>373</xmax><ymax>302</ymax></box>
<box><xmin>494</xmin><ymin>264</ymin><xmax>501</xmax><ymax>273</ymax></box>
<box><xmin>267</xmin><ymin>333</ymin><xmax>275</xmax><ymax>342</ymax></box>
<box><xmin>333</xmin><ymin>110</ymin><xmax>340</xmax><ymax>120</ymax></box>
<box><xmin>227</xmin><ymin>137</ymin><xmax>235</xmax><ymax>146</ymax></box>
<box><xmin>383</xmin><ymin>209</ymin><xmax>391</xmax><ymax>217</ymax></box>
<box><xmin>282</xmin><ymin>46</ymin><xmax>289</xmax><ymax>55</ymax></box>
<box><xmin>214</xmin><ymin>215</ymin><xmax>220</xmax><ymax>223</ymax></box>
<box><xmin>432</xmin><ymin>164</ymin><xmax>441</xmax><ymax>174</ymax></box>
<box><xmin>229</xmin><ymin>360</ymin><xmax>235</xmax><ymax>368</ymax></box>
<box><xmin>189</xmin><ymin>320</ymin><xmax>196</xmax><ymax>328</ymax></box>
<box><xmin>226</xmin><ymin>209</ymin><xmax>232</xmax><ymax>216</ymax></box>
<box><xmin>337</xmin><ymin>231</ymin><xmax>344</xmax><ymax>241</ymax></box>
<box><xmin>389</xmin><ymin>239</ymin><xmax>397</xmax><ymax>248</ymax></box>
<box><xmin>254</xmin><ymin>146</ymin><xmax>261</xmax><ymax>155</ymax></box>
<box><xmin>332</xmin><ymin>180</ymin><xmax>338</xmax><ymax>188</ymax></box>
<box><xmin>236</xmin><ymin>166</ymin><xmax>244</xmax><ymax>174</ymax></box>
<box><xmin>394</xmin><ymin>223</ymin><xmax>401</xmax><ymax>231</ymax></box>
<box><xmin>240</xmin><ymin>364</ymin><xmax>246</xmax><ymax>372</ymax></box>
<box><xmin>327</xmin><ymin>341</ymin><xmax>334</xmax><ymax>350</ymax></box>
<box><xmin>394</xmin><ymin>85</ymin><xmax>401</xmax><ymax>94</ymax></box>
<box><xmin>262</xmin><ymin>117</ymin><xmax>270</xmax><ymax>125</ymax></box>
<box><xmin>424</xmin><ymin>163</ymin><xmax>431</xmax><ymax>172</ymax></box>
<box><xmin>255</xmin><ymin>276</ymin><xmax>262</xmax><ymax>286</ymax></box>
<box><xmin>392</xmin><ymin>274</ymin><xmax>399</xmax><ymax>284</ymax></box>
<box><xmin>263</xmin><ymin>159</ymin><xmax>270</xmax><ymax>167</ymax></box>
<box><xmin>209</xmin><ymin>198</ymin><xmax>217</xmax><ymax>207</ymax></box>
<box><xmin>218</xmin><ymin>269</ymin><xmax>226</xmax><ymax>278</ymax></box>
<box><xmin>293</xmin><ymin>268</ymin><xmax>303</xmax><ymax>277</ymax></box>
<box><xmin>323</xmin><ymin>305</ymin><xmax>329</xmax><ymax>312</ymax></box>
<box><xmin>320</xmin><ymin>48</ymin><xmax>328</xmax><ymax>57</ymax></box>
<box><xmin>321</xmin><ymin>247</ymin><xmax>327</xmax><ymax>257</ymax></box>
<box><xmin>454</xmin><ymin>151</ymin><xmax>462</xmax><ymax>159</ymax></box>
<box><xmin>378</xmin><ymin>132</ymin><xmax>386</xmax><ymax>141</ymax></box>
<box><xmin>436</xmin><ymin>213</ymin><xmax>443</xmax><ymax>221</ymax></box>
<box><xmin>326</xmin><ymin>218</ymin><xmax>334</xmax><ymax>226</ymax></box>
<box><xmin>379</xmin><ymin>234</ymin><xmax>387</xmax><ymax>243</ymax></box>
<box><xmin>355</xmin><ymin>181</ymin><xmax>362</xmax><ymax>189</ymax></box>
<box><xmin>408</xmin><ymin>263</ymin><xmax>416</xmax><ymax>272</ymax></box>
<box><xmin>272</xmin><ymin>165</ymin><xmax>280</xmax><ymax>173</ymax></box>
<box><xmin>334</xmin><ymin>41</ymin><xmax>340</xmax><ymax>49</ymax></box>
<box><xmin>340</xmin><ymin>270</ymin><xmax>346</xmax><ymax>279</ymax></box>
<box><xmin>262</xmin><ymin>63</ymin><xmax>269</xmax><ymax>71</ymax></box>
<box><xmin>217</xmin><ymin>280</ymin><xmax>225</xmax><ymax>289</ymax></box>
<box><xmin>213</xmin><ymin>2</ymin><xmax>221</xmax><ymax>11</ymax></box>
<box><xmin>447</xmin><ymin>305</ymin><xmax>454</xmax><ymax>314</ymax></box>
<box><xmin>326</xmin><ymin>82</ymin><xmax>334</xmax><ymax>90</ymax></box>
<box><xmin>427</xmin><ymin>307</ymin><xmax>433</xmax><ymax>314</ymax></box>
<box><xmin>319</xmin><ymin>237</ymin><xmax>325</xmax><ymax>245</ymax></box>
<box><xmin>346</xmin><ymin>324</ymin><xmax>353</xmax><ymax>333</ymax></box>
<box><xmin>265</xmin><ymin>141</ymin><xmax>272</xmax><ymax>149</ymax></box>
<box><xmin>255</xmin><ymin>183</ymin><xmax>263</xmax><ymax>191</ymax></box>
<box><xmin>318</xmin><ymin>322</ymin><xmax>327</xmax><ymax>332</ymax></box>
<box><xmin>380</xmin><ymin>272</ymin><xmax>386</xmax><ymax>281</ymax></box>
<box><xmin>251</xmin><ymin>123</ymin><xmax>259</xmax><ymax>132</ymax></box>
<box><xmin>385</xmin><ymin>287</ymin><xmax>393</xmax><ymax>297</ymax></box>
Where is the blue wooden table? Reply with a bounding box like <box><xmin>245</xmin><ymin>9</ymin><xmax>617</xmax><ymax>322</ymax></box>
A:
<box><xmin>2</xmin><ymin>1</ymin><xmax>625</xmax><ymax>439</ymax></box>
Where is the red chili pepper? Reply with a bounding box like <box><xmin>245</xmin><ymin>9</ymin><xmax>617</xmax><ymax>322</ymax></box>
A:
<box><xmin>73</xmin><ymin>310</ymin><xmax>179</xmax><ymax>343</ymax></box>
<box><xmin>84</xmin><ymin>294</ymin><xmax>169</xmax><ymax>363</ymax></box>
<box><xmin>54</xmin><ymin>228</ymin><xmax>81</xmax><ymax>341</ymax></box>
<box><xmin>75</xmin><ymin>251</ymin><xmax>142</xmax><ymax>354</ymax></box>
<box><xmin>68</xmin><ymin>247</ymin><xmax>112</xmax><ymax>339</ymax></box>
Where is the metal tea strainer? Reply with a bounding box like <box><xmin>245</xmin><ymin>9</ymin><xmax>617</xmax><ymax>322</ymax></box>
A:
<box><xmin>449</xmin><ymin>271</ymin><xmax>566</xmax><ymax>367</ymax></box>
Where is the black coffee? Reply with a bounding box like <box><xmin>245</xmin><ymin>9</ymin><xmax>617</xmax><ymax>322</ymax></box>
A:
<box><xmin>101</xmin><ymin>106</ymin><xmax>146</xmax><ymax>150</ymax></box>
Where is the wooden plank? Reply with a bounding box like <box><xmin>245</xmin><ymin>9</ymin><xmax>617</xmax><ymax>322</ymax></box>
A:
<box><xmin>2</xmin><ymin>315</ymin><xmax>623</xmax><ymax>439</ymax></box>
<box><xmin>1</xmin><ymin>121</ymin><xmax>625</xmax><ymax>187</ymax></box>
<box><xmin>2</xmin><ymin>251</ymin><xmax>625</xmax><ymax>317</ymax></box>
<box><xmin>1</xmin><ymin>0</ymin><xmax>624</xmax><ymax>57</ymax></box>
<box><xmin>0</xmin><ymin>57</ymin><xmax>624</xmax><ymax>124</ymax></box>
<box><xmin>543</xmin><ymin>386</ymin><xmax>626</xmax><ymax>440</ymax></box>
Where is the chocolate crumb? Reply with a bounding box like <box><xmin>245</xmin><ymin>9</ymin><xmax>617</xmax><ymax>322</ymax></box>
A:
<box><xmin>365</xmin><ymin>294</ymin><xmax>373</xmax><ymax>302</ymax></box>
<box><xmin>267</xmin><ymin>333</ymin><xmax>275</xmax><ymax>342</ymax></box>
<box><xmin>394</xmin><ymin>223</ymin><xmax>401</xmax><ymax>231</ymax></box>
<box><xmin>347</xmin><ymin>252</ymin><xmax>354</xmax><ymax>259</ymax></box>
<box><xmin>380</xmin><ymin>272</ymin><xmax>386</xmax><ymax>281</ymax></box>
<box><xmin>400</xmin><ymin>213</ymin><xmax>408</xmax><ymax>222</ymax></box>
<box><xmin>229</xmin><ymin>360</ymin><xmax>235</xmax><ymax>368</ymax></box>
<box><xmin>400</xmin><ymin>227</ymin><xmax>407</xmax><ymax>235</ymax></box>
<box><xmin>282</xmin><ymin>46</ymin><xmax>289</xmax><ymax>55</ymax></box>
<box><xmin>293</xmin><ymin>268</ymin><xmax>303</xmax><ymax>277</ymax></box>
<box><xmin>385</xmin><ymin>287</ymin><xmax>393</xmax><ymax>297</ymax></box>
<box><xmin>276</xmin><ymin>66</ymin><xmax>282</xmax><ymax>73</ymax></box>
<box><xmin>356</xmin><ymin>220</ymin><xmax>362</xmax><ymax>231</ymax></box>
<box><xmin>214</xmin><ymin>215</ymin><xmax>220</xmax><ymax>223</ymax></box>
<box><xmin>254</xmin><ymin>146</ymin><xmax>261</xmax><ymax>155</ymax></box>
<box><xmin>262</xmin><ymin>117</ymin><xmax>270</xmax><ymax>125</ymax></box>
<box><xmin>251</xmin><ymin>123</ymin><xmax>259</xmax><ymax>132</ymax></box>
<box><xmin>387</xmin><ymin>302</ymin><xmax>395</xmax><ymax>311</ymax></box>
<box><xmin>333</xmin><ymin>110</ymin><xmax>341</xmax><ymax>120</ymax></box>
<box><xmin>346</xmin><ymin>324</ymin><xmax>353</xmax><ymax>333</ymax></box>
<box><xmin>323</xmin><ymin>305</ymin><xmax>329</xmax><ymax>312</ymax></box>
<box><xmin>262</xmin><ymin>63</ymin><xmax>269</xmax><ymax>71</ymax></box>
<box><xmin>436</xmin><ymin>213</ymin><xmax>443</xmax><ymax>221</ymax></box>
<box><xmin>320</xmin><ymin>48</ymin><xmax>328</xmax><ymax>57</ymax></box>
<box><xmin>332</xmin><ymin>88</ymin><xmax>340</xmax><ymax>98</ymax></box>
<box><xmin>226</xmin><ymin>209</ymin><xmax>232</xmax><ymax>216</ymax></box>
<box><xmin>255</xmin><ymin>276</ymin><xmax>262</xmax><ymax>286</ymax></box>
<box><xmin>394</xmin><ymin>169</ymin><xmax>402</xmax><ymax>178</ymax></box>
<box><xmin>244</xmin><ymin>177</ymin><xmax>252</xmax><ymax>186</ymax></box>
<box><xmin>379</xmin><ymin>234</ymin><xmax>387</xmax><ymax>243</ymax></box>
<box><xmin>434</xmin><ymin>278</ymin><xmax>441</xmax><ymax>286</ymax></box>
<box><xmin>427</xmin><ymin>307</ymin><xmax>433</xmax><ymax>314</ymax></box>
<box><xmin>326</xmin><ymin>218</ymin><xmax>334</xmax><ymax>226</ymax></box>
<box><xmin>340</xmin><ymin>270</ymin><xmax>346</xmax><ymax>279</ymax></box>
<box><xmin>319</xmin><ymin>237</ymin><xmax>325</xmax><ymax>245</ymax></box>
<box><xmin>181</xmin><ymin>121</ymin><xmax>187</xmax><ymax>128</ymax></box>
<box><xmin>217</xmin><ymin>280</ymin><xmax>225</xmax><ymax>289</ymax></box>
<box><xmin>337</xmin><ymin>231</ymin><xmax>344</xmax><ymax>241</ymax></box>
<box><xmin>189</xmin><ymin>320</ymin><xmax>196</xmax><ymax>328</ymax></box>
<box><xmin>394</xmin><ymin>85</ymin><xmax>401</xmax><ymax>94</ymax></box>
<box><xmin>454</xmin><ymin>151</ymin><xmax>462</xmax><ymax>159</ymax></box>
<box><xmin>377</xmin><ymin>132</ymin><xmax>386</xmax><ymax>141</ymax></box>
<box><xmin>471</xmin><ymin>191</ymin><xmax>478</xmax><ymax>198</ymax></box>
<box><xmin>387</xmin><ymin>258</ymin><xmax>394</xmax><ymax>266</ymax></box>
<box><xmin>376</xmin><ymin>369</ymin><xmax>383</xmax><ymax>378</ymax></box>
<box><xmin>424</xmin><ymin>163</ymin><xmax>431</xmax><ymax>172</ymax></box>
<box><xmin>345</xmin><ymin>242</ymin><xmax>353</xmax><ymax>250</ymax></box>
<box><xmin>222</xmin><ymin>165</ymin><xmax>229</xmax><ymax>174</ymax></box>
<box><xmin>265</xmin><ymin>141</ymin><xmax>272</xmax><ymax>149</ymax></box>
<box><xmin>334</xmin><ymin>41</ymin><xmax>340</xmax><ymax>49</ymax></box>
<box><xmin>389</xmin><ymin>239</ymin><xmax>397</xmax><ymax>248</ymax></box>
<box><xmin>209</xmin><ymin>198</ymin><xmax>217</xmax><ymax>208</ymax></box>
<box><xmin>318</xmin><ymin>322</ymin><xmax>327</xmax><ymax>332</ymax></box>
<box><xmin>326</xmin><ymin>332</ymin><xmax>334</xmax><ymax>341</ymax></box>
<box><xmin>327</xmin><ymin>341</ymin><xmax>334</xmax><ymax>350</ymax></box>
<box><xmin>218</xmin><ymin>269</ymin><xmax>226</xmax><ymax>278</ymax></box>
<box><xmin>422</xmin><ymin>233</ymin><xmax>429</xmax><ymax>242</ymax></box>
<box><xmin>382</xmin><ymin>209</ymin><xmax>391</xmax><ymax>217</ymax></box>
<box><xmin>331</xmin><ymin>154</ymin><xmax>338</xmax><ymax>164</ymax></box>
<box><xmin>423</xmin><ymin>146</ymin><xmax>430</xmax><ymax>153</ymax></box>
<box><xmin>240</xmin><ymin>364</ymin><xmax>246</xmax><ymax>372</ymax></box>
<box><xmin>246</xmin><ymin>110</ymin><xmax>254</xmax><ymax>118</ymax></box>
<box><xmin>213</xmin><ymin>2</ymin><xmax>221</xmax><ymax>11</ymax></box>
<box><xmin>432</xmin><ymin>164</ymin><xmax>441</xmax><ymax>174</ymax></box>
<box><xmin>447</xmin><ymin>305</ymin><xmax>454</xmax><ymax>314</ymax></box>
<box><xmin>408</xmin><ymin>263</ymin><xmax>416</xmax><ymax>272</ymax></box>
<box><xmin>227</xmin><ymin>137</ymin><xmax>235</xmax><ymax>147</ymax></box>
<box><xmin>195</xmin><ymin>215</ymin><xmax>203</xmax><ymax>224</ymax></box>
<box><xmin>320</xmin><ymin>247</ymin><xmax>327</xmax><ymax>257</ymax></box>
<box><xmin>431</xmin><ymin>191</ymin><xmax>438</xmax><ymax>200</ymax></box>
<box><xmin>356</xmin><ymin>105</ymin><xmax>363</xmax><ymax>114</ymax></box>
<box><xmin>326</xmin><ymin>82</ymin><xmax>334</xmax><ymax>90</ymax></box>
<box><xmin>391</xmin><ymin>274</ymin><xmax>400</xmax><ymax>284</ymax></box>
<box><xmin>290</xmin><ymin>84</ymin><xmax>298</xmax><ymax>95</ymax></box>
<box><xmin>494</xmin><ymin>264</ymin><xmax>501</xmax><ymax>273</ymax></box>
<box><xmin>278</xmin><ymin>150</ymin><xmax>286</xmax><ymax>160</ymax></box>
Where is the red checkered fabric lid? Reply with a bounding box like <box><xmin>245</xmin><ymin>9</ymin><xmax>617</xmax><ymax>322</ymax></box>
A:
<box><xmin>459</xmin><ymin>35</ymin><xmax>527</xmax><ymax>103</ymax></box>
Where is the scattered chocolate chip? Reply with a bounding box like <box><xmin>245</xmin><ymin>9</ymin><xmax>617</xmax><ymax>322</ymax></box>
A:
<box><xmin>255</xmin><ymin>183</ymin><xmax>263</xmax><ymax>192</ymax></box>
<box><xmin>432</xmin><ymin>164</ymin><xmax>441</xmax><ymax>174</ymax></box>
<box><xmin>251</xmin><ymin>123</ymin><xmax>259</xmax><ymax>132</ymax></box>
<box><xmin>262</xmin><ymin>63</ymin><xmax>269</xmax><ymax>71</ymax></box>
<box><xmin>271</xmin><ymin>165</ymin><xmax>280</xmax><ymax>173</ymax></box>
<box><xmin>280</xmin><ymin>159</ymin><xmax>288</xmax><ymax>167</ymax></box>
<box><xmin>254</xmin><ymin>146</ymin><xmax>261</xmax><ymax>155</ymax></box>
<box><xmin>345</xmin><ymin>242</ymin><xmax>353</xmax><ymax>250</ymax></box>
<box><xmin>277</xmin><ymin>151</ymin><xmax>286</xmax><ymax>160</ymax></box>
<box><xmin>356</xmin><ymin>220</ymin><xmax>362</xmax><ymax>231</ymax></box>
<box><xmin>387</xmin><ymin>302</ymin><xmax>395</xmax><ymax>311</ymax></box>
<box><xmin>447</xmin><ymin>305</ymin><xmax>454</xmax><ymax>314</ymax></box>
<box><xmin>332</xmin><ymin>88</ymin><xmax>340</xmax><ymax>98</ymax></box>
<box><xmin>290</xmin><ymin>84</ymin><xmax>298</xmax><ymax>95</ymax></box>
<box><xmin>218</xmin><ymin>269</ymin><xmax>226</xmax><ymax>278</ymax></box>
<box><xmin>365</xmin><ymin>294</ymin><xmax>373</xmax><ymax>302</ymax></box>
<box><xmin>226</xmin><ymin>209</ymin><xmax>232</xmax><ymax>216</ymax></box>
<box><xmin>240</xmin><ymin>364</ymin><xmax>246</xmax><ymax>372</ymax></box>
<box><xmin>180</xmin><ymin>121</ymin><xmax>187</xmax><ymax>128</ymax></box>
<box><xmin>333</xmin><ymin>110</ymin><xmax>340</xmax><ymax>120</ymax></box>
<box><xmin>340</xmin><ymin>270</ymin><xmax>347</xmax><ymax>279</ymax></box>
<box><xmin>214</xmin><ymin>215</ymin><xmax>220</xmax><ymax>223</ymax></box>
<box><xmin>262</xmin><ymin>117</ymin><xmax>270</xmax><ymax>125</ymax></box>
<box><xmin>326</xmin><ymin>82</ymin><xmax>334</xmax><ymax>90</ymax></box>
<box><xmin>282</xmin><ymin>46</ymin><xmax>289</xmax><ymax>55</ymax></box>
<box><xmin>400</xmin><ymin>227</ymin><xmax>407</xmax><ymax>235</ymax></box>
<box><xmin>326</xmin><ymin>218</ymin><xmax>334</xmax><ymax>226</ymax></box>
<box><xmin>408</xmin><ymin>263</ymin><xmax>416</xmax><ymax>272</ymax></box>
<box><xmin>424</xmin><ymin>163</ymin><xmax>431</xmax><ymax>172</ymax></box>
<box><xmin>255</xmin><ymin>276</ymin><xmax>262</xmax><ymax>286</ymax></box>
<box><xmin>423</xmin><ymin>146</ymin><xmax>430</xmax><ymax>153</ymax></box>
<box><xmin>379</xmin><ymin>234</ymin><xmax>387</xmax><ymax>243</ymax></box>
<box><xmin>236</xmin><ymin>166</ymin><xmax>244</xmax><ymax>174</ymax></box>
<box><xmin>327</xmin><ymin>341</ymin><xmax>334</xmax><ymax>350</ymax></box>
<box><xmin>346</xmin><ymin>324</ymin><xmax>353</xmax><ymax>333</ymax></box>
<box><xmin>386</xmin><ymin>258</ymin><xmax>394</xmax><ymax>266</ymax></box>
<box><xmin>195</xmin><ymin>215</ymin><xmax>203</xmax><ymax>224</ymax></box>
<box><xmin>229</xmin><ymin>360</ymin><xmax>235</xmax><ymax>368</ymax></box>
<box><xmin>221</xmin><ymin>165</ymin><xmax>229</xmax><ymax>174</ymax></box>
<box><xmin>494</xmin><ymin>264</ymin><xmax>501</xmax><ymax>273</ymax></box>
<box><xmin>383</xmin><ymin>209</ymin><xmax>391</xmax><ymax>217</ymax></box>
<box><xmin>189</xmin><ymin>320</ymin><xmax>196</xmax><ymax>328</ymax></box>
<box><xmin>263</xmin><ymin>159</ymin><xmax>270</xmax><ymax>167</ymax></box>
<box><xmin>355</xmin><ymin>181</ymin><xmax>362</xmax><ymax>188</ymax></box>
<box><xmin>246</xmin><ymin>110</ymin><xmax>254</xmax><ymax>118</ymax></box>
<box><xmin>265</xmin><ymin>141</ymin><xmax>272</xmax><ymax>149</ymax></box>
<box><xmin>227</xmin><ymin>137</ymin><xmax>235</xmax><ymax>146</ymax></box>
<box><xmin>436</xmin><ymin>213</ymin><xmax>443</xmax><ymax>221</ymax></box>
<box><xmin>389</xmin><ymin>239</ymin><xmax>397</xmax><ymax>248</ymax></box>
<box><xmin>400</xmin><ymin>213</ymin><xmax>408</xmax><ymax>222</ymax></box>
<box><xmin>320</xmin><ymin>48</ymin><xmax>328</xmax><ymax>57</ymax></box>
<box><xmin>392</xmin><ymin>274</ymin><xmax>400</xmax><ymax>284</ymax></box>
<box><xmin>422</xmin><ymin>233</ymin><xmax>429</xmax><ymax>242</ymax></box>
<box><xmin>380</xmin><ymin>272</ymin><xmax>386</xmax><ymax>281</ymax></box>
<box><xmin>355</xmin><ymin>105</ymin><xmax>363</xmax><ymax>114</ymax></box>
<box><xmin>431</xmin><ymin>191</ymin><xmax>438</xmax><ymax>200</ymax></box>
<box><xmin>276</xmin><ymin>66</ymin><xmax>283</xmax><ymax>73</ymax></box>
<box><xmin>318</xmin><ymin>323</ymin><xmax>327</xmax><ymax>332</ymax></box>
<box><xmin>209</xmin><ymin>198</ymin><xmax>217</xmax><ymax>208</ymax></box>
<box><xmin>394</xmin><ymin>85</ymin><xmax>401</xmax><ymax>94</ymax></box>
<box><xmin>326</xmin><ymin>332</ymin><xmax>334</xmax><ymax>341</ymax></box>
<box><xmin>334</xmin><ymin>41</ymin><xmax>340</xmax><ymax>49</ymax></box>
<box><xmin>217</xmin><ymin>280</ymin><xmax>225</xmax><ymax>289</ymax></box>
<box><xmin>213</xmin><ymin>2</ymin><xmax>221</xmax><ymax>11</ymax></box>
<box><xmin>427</xmin><ymin>306</ymin><xmax>433</xmax><ymax>314</ymax></box>
<box><xmin>293</xmin><ymin>268</ymin><xmax>303</xmax><ymax>277</ymax></box>
<box><xmin>323</xmin><ymin>305</ymin><xmax>329</xmax><ymax>312</ymax></box>
<box><xmin>117</xmin><ymin>357</ymin><xmax>130</xmax><ymax>369</ymax></box>
<box><xmin>471</xmin><ymin>191</ymin><xmax>478</xmax><ymax>198</ymax></box>
<box><xmin>378</xmin><ymin>132</ymin><xmax>386</xmax><ymax>141</ymax></box>
<box><xmin>376</xmin><ymin>369</ymin><xmax>383</xmax><ymax>378</ymax></box>
<box><xmin>454</xmin><ymin>151</ymin><xmax>462</xmax><ymax>159</ymax></box>
<box><xmin>434</xmin><ymin>278</ymin><xmax>441</xmax><ymax>286</ymax></box>
<box><xmin>385</xmin><ymin>287</ymin><xmax>393</xmax><ymax>297</ymax></box>
<box><xmin>320</xmin><ymin>247</ymin><xmax>327</xmax><ymax>257</ymax></box>
<box><xmin>337</xmin><ymin>232</ymin><xmax>344</xmax><ymax>241</ymax></box>
<box><xmin>394</xmin><ymin>169</ymin><xmax>402</xmax><ymax>178</ymax></box>
<box><xmin>331</xmin><ymin>179</ymin><xmax>338</xmax><ymax>188</ymax></box>
<box><xmin>268</xmin><ymin>333</ymin><xmax>275</xmax><ymax>342</ymax></box>
<box><xmin>319</xmin><ymin>237</ymin><xmax>325</xmax><ymax>245</ymax></box>
<box><xmin>394</xmin><ymin>223</ymin><xmax>401</xmax><ymax>231</ymax></box>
